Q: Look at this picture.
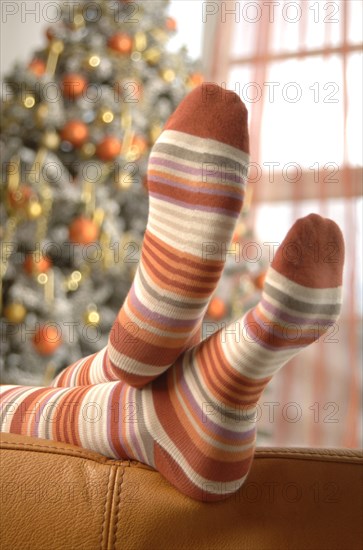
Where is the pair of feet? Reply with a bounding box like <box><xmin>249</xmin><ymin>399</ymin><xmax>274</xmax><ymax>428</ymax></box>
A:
<box><xmin>1</xmin><ymin>84</ymin><xmax>344</xmax><ymax>501</ymax></box>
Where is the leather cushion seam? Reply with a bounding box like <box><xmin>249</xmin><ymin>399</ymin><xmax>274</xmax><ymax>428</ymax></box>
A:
<box><xmin>1</xmin><ymin>440</ymin><xmax>362</xmax><ymax>465</ymax></box>
<box><xmin>111</xmin><ymin>467</ymin><xmax>124</xmax><ymax>550</ymax></box>
<box><xmin>0</xmin><ymin>440</ymin><xmax>112</xmax><ymax>463</ymax></box>
<box><xmin>99</xmin><ymin>467</ymin><xmax>112</xmax><ymax>550</ymax></box>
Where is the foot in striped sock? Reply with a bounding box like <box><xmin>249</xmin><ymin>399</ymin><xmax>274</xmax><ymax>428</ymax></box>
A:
<box><xmin>0</xmin><ymin>215</ymin><xmax>344</xmax><ymax>501</ymax></box>
<box><xmin>53</xmin><ymin>83</ymin><xmax>250</xmax><ymax>389</ymax></box>
<box><xmin>141</xmin><ymin>214</ymin><xmax>344</xmax><ymax>498</ymax></box>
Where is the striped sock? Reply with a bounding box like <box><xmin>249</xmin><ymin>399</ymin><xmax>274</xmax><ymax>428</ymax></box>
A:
<box><xmin>0</xmin><ymin>215</ymin><xmax>344</xmax><ymax>501</ymax></box>
<box><xmin>144</xmin><ymin>214</ymin><xmax>344</xmax><ymax>499</ymax></box>
<box><xmin>53</xmin><ymin>83</ymin><xmax>250</xmax><ymax>389</ymax></box>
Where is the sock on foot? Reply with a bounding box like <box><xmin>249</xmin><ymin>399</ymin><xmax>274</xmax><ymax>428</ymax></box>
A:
<box><xmin>137</xmin><ymin>214</ymin><xmax>345</xmax><ymax>499</ymax></box>
<box><xmin>1</xmin><ymin>215</ymin><xmax>344</xmax><ymax>501</ymax></box>
<box><xmin>53</xmin><ymin>84</ymin><xmax>250</xmax><ymax>389</ymax></box>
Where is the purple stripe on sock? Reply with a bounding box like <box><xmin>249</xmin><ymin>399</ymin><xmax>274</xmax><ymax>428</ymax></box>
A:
<box><xmin>151</xmin><ymin>157</ymin><xmax>244</xmax><ymax>185</ymax></box>
<box><xmin>148</xmin><ymin>174</ymin><xmax>243</xmax><ymax>200</ymax></box>
<box><xmin>128</xmin><ymin>284</ymin><xmax>199</xmax><ymax>329</ymax></box>
<box><xmin>178</xmin><ymin>371</ymin><xmax>255</xmax><ymax>442</ymax></box>
<box><xmin>247</xmin><ymin>309</ymin><xmax>306</xmax><ymax>351</ymax></box>
<box><xmin>149</xmin><ymin>192</ymin><xmax>241</xmax><ymax>217</ymax></box>
<box><xmin>261</xmin><ymin>298</ymin><xmax>334</xmax><ymax>327</ymax></box>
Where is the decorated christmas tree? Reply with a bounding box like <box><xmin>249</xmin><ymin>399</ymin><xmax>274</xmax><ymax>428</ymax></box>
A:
<box><xmin>0</xmin><ymin>0</ymin><xmax>203</xmax><ymax>386</ymax></box>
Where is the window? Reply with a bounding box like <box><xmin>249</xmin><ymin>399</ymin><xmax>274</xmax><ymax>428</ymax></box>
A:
<box><xmin>204</xmin><ymin>0</ymin><xmax>362</xmax><ymax>448</ymax></box>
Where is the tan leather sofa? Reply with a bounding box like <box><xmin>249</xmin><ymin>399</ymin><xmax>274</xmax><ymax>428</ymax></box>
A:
<box><xmin>1</xmin><ymin>433</ymin><xmax>362</xmax><ymax>550</ymax></box>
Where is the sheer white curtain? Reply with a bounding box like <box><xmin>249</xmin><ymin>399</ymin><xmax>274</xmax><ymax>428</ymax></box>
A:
<box><xmin>204</xmin><ymin>0</ymin><xmax>362</xmax><ymax>449</ymax></box>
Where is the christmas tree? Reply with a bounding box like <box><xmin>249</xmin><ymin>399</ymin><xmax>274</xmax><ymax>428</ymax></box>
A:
<box><xmin>0</xmin><ymin>0</ymin><xmax>203</xmax><ymax>386</ymax></box>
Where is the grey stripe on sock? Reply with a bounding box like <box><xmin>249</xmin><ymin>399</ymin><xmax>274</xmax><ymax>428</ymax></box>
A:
<box><xmin>264</xmin><ymin>282</ymin><xmax>342</xmax><ymax>316</ymax></box>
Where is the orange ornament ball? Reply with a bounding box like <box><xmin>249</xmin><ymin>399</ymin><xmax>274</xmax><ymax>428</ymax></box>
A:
<box><xmin>166</xmin><ymin>17</ymin><xmax>177</xmax><ymax>31</ymax></box>
<box><xmin>254</xmin><ymin>272</ymin><xmax>266</xmax><ymax>290</ymax></box>
<box><xmin>132</xmin><ymin>135</ymin><xmax>148</xmax><ymax>156</ymax></box>
<box><xmin>69</xmin><ymin>216</ymin><xmax>99</xmax><ymax>245</ymax></box>
<box><xmin>96</xmin><ymin>136</ymin><xmax>122</xmax><ymax>161</ymax></box>
<box><xmin>33</xmin><ymin>325</ymin><xmax>62</xmax><ymax>356</ymax></box>
<box><xmin>28</xmin><ymin>58</ymin><xmax>46</xmax><ymax>77</ymax></box>
<box><xmin>108</xmin><ymin>32</ymin><xmax>133</xmax><ymax>54</ymax></box>
<box><xmin>189</xmin><ymin>73</ymin><xmax>204</xmax><ymax>88</ymax></box>
<box><xmin>232</xmin><ymin>230</ymin><xmax>240</xmax><ymax>244</ymax></box>
<box><xmin>7</xmin><ymin>185</ymin><xmax>33</xmax><ymax>210</ymax></box>
<box><xmin>24</xmin><ymin>254</ymin><xmax>52</xmax><ymax>276</ymax></box>
<box><xmin>207</xmin><ymin>297</ymin><xmax>227</xmax><ymax>320</ymax></box>
<box><xmin>62</xmin><ymin>73</ymin><xmax>88</xmax><ymax>99</ymax></box>
<box><xmin>60</xmin><ymin>120</ymin><xmax>89</xmax><ymax>148</ymax></box>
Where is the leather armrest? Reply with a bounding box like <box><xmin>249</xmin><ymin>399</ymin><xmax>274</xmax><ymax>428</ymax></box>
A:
<box><xmin>1</xmin><ymin>433</ymin><xmax>362</xmax><ymax>549</ymax></box>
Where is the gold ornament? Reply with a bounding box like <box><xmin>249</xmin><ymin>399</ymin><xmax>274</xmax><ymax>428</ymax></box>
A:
<box><xmin>68</xmin><ymin>280</ymin><xmax>78</xmax><ymax>291</ymax></box>
<box><xmin>35</xmin><ymin>104</ymin><xmax>49</xmax><ymax>127</ymax></box>
<box><xmin>71</xmin><ymin>271</ymin><xmax>82</xmax><ymax>282</ymax></box>
<box><xmin>37</xmin><ymin>273</ymin><xmax>48</xmax><ymax>285</ymax></box>
<box><xmin>134</xmin><ymin>31</ymin><xmax>147</xmax><ymax>52</ymax></box>
<box><xmin>23</xmin><ymin>96</ymin><xmax>36</xmax><ymax>109</ymax></box>
<box><xmin>150</xmin><ymin>29</ymin><xmax>168</xmax><ymax>43</ymax></box>
<box><xmin>42</xmin><ymin>131</ymin><xmax>60</xmax><ymax>150</ymax></box>
<box><xmin>80</xmin><ymin>142</ymin><xmax>96</xmax><ymax>159</ymax></box>
<box><xmin>66</xmin><ymin>270</ymin><xmax>82</xmax><ymax>292</ymax></box>
<box><xmin>115</xmin><ymin>170</ymin><xmax>133</xmax><ymax>190</ymax></box>
<box><xmin>143</xmin><ymin>48</ymin><xmax>161</xmax><ymax>65</ymax></box>
<box><xmin>4</xmin><ymin>303</ymin><xmax>27</xmax><ymax>324</ymax></box>
<box><xmin>162</xmin><ymin>69</ymin><xmax>175</xmax><ymax>83</ymax></box>
<box><xmin>88</xmin><ymin>55</ymin><xmax>101</xmax><ymax>68</ymax></box>
<box><xmin>26</xmin><ymin>200</ymin><xmax>42</xmax><ymax>219</ymax></box>
<box><xmin>84</xmin><ymin>310</ymin><xmax>100</xmax><ymax>325</ymax></box>
<box><xmin>72</xmin><ymin>13</ymin><xmax>85</xmax><ymax>29</ymax></box>
<box><xmin>99</xmin><ymin>110</ymin><xmax>114</xmax><ymax>124</ymax></box>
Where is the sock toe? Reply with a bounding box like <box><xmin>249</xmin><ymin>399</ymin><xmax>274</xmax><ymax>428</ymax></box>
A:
<box><xmin>164</xmin><ymin>83</ymin><xmax>249</xmax><ymax>153</ymax></box>
<box><xmin>271</xmin><ymin>213</ymin><xmax>345</xmax><ymax>288</ymax></box>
